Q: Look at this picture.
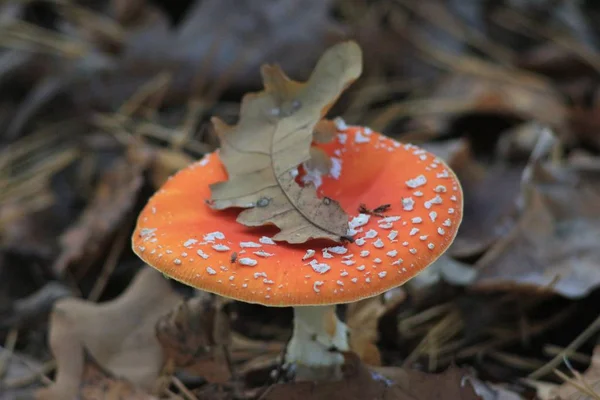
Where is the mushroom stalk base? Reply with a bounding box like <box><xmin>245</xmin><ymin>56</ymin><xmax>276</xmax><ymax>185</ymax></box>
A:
<box><xmin>285</xmin><ymin>305</ymin><xmax>349</xmax><ymax>381</ymax></box>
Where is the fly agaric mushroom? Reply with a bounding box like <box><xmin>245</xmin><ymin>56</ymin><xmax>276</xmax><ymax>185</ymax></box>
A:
<box><xmin>132</xmin><ymin>123</ymin><xmax>463</xmax><ymax>380</ymax></box>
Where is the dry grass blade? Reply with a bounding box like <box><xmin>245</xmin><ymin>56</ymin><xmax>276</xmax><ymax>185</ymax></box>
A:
<box><xmin>529</xmin><ymin>314</ymin><xmax>600</xmax><ymax>379</ymax></box>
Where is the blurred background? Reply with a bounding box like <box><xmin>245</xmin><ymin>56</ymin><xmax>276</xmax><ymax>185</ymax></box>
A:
<box><xmin>1</xmin><ymin>0</ymin><xmax>600</xmax><ymax>399</ymax></box>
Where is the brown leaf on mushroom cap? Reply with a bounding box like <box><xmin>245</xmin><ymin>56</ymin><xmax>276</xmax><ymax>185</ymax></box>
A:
<box><xmin>209</xmin><ymin>41</ymin><xmax>362</xmax><ymax>244</ymax></box>
<box><xmin>36</xmin><ymin>269</ymin><xmax>183</xmax><ymax>400</ymax></box>
<box><xmin>155</xmin><ymin>294</ymin><xmax>231</xmax><ymax>383</ymax></box>
<box><xmin>473</xmin><ymin>158</ymin><xmax>600</xmax><ymax>298</ymax></box>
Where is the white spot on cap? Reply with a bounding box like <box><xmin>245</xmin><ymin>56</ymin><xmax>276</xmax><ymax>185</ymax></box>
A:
<box><xmin>302</xmin><ymin>249</ymin><xmax>316</xmax><ymax>260</ymax></box>
<box><xmin>360</xmin><ymin>250</ymin><xmax>370</xmax><ymax>257</ymax></box>
<box><xmin>338</xmin><ymin>133</ymin><xmax>347</xmax><ymax>144</ymax></box>
<box><xmin>428</xmin><ymin>243</ymin><xmax>435</xmax><ymax>250</ymax></box>
<box><xmin>337</xmin><ymin>280</ymin><xmax>344</xmax><ymax>286</ymax></box>
<box><xmin>204</xmin><ymin>231</ymin><xmax>225</xmax><ymax>242</ymax></box>
<box><xmin>308</xmin><ymin>260</ymin><xmax>331</xmax><ymax>274</ymax></box>
<box><xmin>357</xmin><ymin>265</ymin><xmax>366</xmax><ymax>271</ymax></box>
<box><xmin>409</xmin><ymin>248</ymin><xmax>417</xmax><ymax>254</ymax></box>
<box><xmin>437</xmin><ymin>227</ymin><xmax>445</xmax><ymax>235</ymax></box>
<box><xmin>240</xmin><ymin>241</ymin><xmax>261</xmax><ymax>248</ymax></box>
<box><xmin>406</xmin><ymin>175</ymin><xmax>427</xmax><ymax>188</ymax></box>
<box><xmin>448</xmin><ymin>208</ymin><xmax>455</xmax><ymax>214</ymax></box>
<box><xmin>322</xmin><ymin>250</ymin><xmax>333</xmax><ymax>259</ymax></box>
<box><xmin>254</xmin><ymin>250</ymin><xmax>274</xmax><ymax>257</ymax></box>
<box><xmin>365</xmin><ymin>229</ymin><xmax>378</xmax><ymax>239</ymax></box>
<box><xmin>259</xmin><ymin>236</ymin><xmax>276</xmax><ymax>245</ymax></box>
<box><xmin>386</xmin><ymin>250</ymin><xmax>398</xmax><ymax>257</ymax></box>
<box><xmin>313</xmin><ymin>281</ymin><xmax>324</xmax><ymax>293</ymax></box>
<box><xmin>388</xmin><ymin>231</ymin><xmax>398</xmax><ymax>241</ymax></box>
<box><xmin>253</xmin><ymin>272</ymin><xmax>267</xmax><ymax>279</ymax></box>
<box><xmin>392</xmin><ymin>259</ymin><xmax>404</xmax><ymax>265</ymax></box>
<box><xmin>239</xmin><ymin>258</ymin><xmax>258</xmax><ymax>267</ymax></box>
<box><xmin>326</xmin><ymin>246</ymin><xmax>348</xmax><ymax>255</ymax></box>
<box><xmin>212</xmin><ymin>244</ymin><xmax>230</xmax><ymax>251</ymax></box>
<box><xmin>334</xmin><ymin>117</ymin><xmax>348</xmax><ymax>130</ymax></box>
<box><xmin>373</xmin><ymin>239</ymin><xmax>384</xmax><ymax>248</ymax></box>
<box><xmin>340</xmin><ymin>270</ymin><xmax>349</xmax><ymax>276</ymax></box>
<box><xmin>140</xmin><ymin>228</ymin><xmax>157</xmax><ymax>238</ymax></box>
<box><xmin>434</xmin><ymin>185</ymin><xmax>447</xmax><ymax>193</ymax></box>
<box><xmin>206</xmin><ymin>267</ymin><xmax>217</xmax><ymax>275</ymax></box>
<box><xmin>355</xmin><ymin>238</ymin><xmax>366</xmax><ymax>246</ymax></box>
<box><xmin>330</xmin><ymin>158</ymin><xmax>342</xmax><ymax>179</ymax></box>
<box><xmin>409</xmin><ymin>228</ymin><xmax>419</xmax><ymax>236</ymax></box>
<box><xmin>414</xmin><ymin>191</ymin><xmax>424</xmax><ymax>197</ymax></box>
<box><xmin>379</xmin><ymin>216</ymin><xmax>401</xmax><ymax>223</ymax></box>
<box><xmin>419</xmin><ymin>235</ymin><xmax>428</xmax><ymax>241</ymax></box>
<box><xmin>341</xmin><ymin>259</ymin><xmax>355</xmax><ymax>266</ymax></box>
<box><xmin>374</xmin><ymin>258</ymin><xmax>382</xmax><ymax>264</ymax></box>
<box><xmin>183</xmin><ymin>239</ymin><xmax>197</xmax><ymax>248</ymax></box>
<box><xmin>173</xmin><ymin>259</ymin><xmax>182</xmax><ymax>265</ymax></box>
<box><xmin>378</xmin><ymin>271</ymin><xmax>387</xmax><ymax>278</ymax></box>
<box><xmin>355</xmin><ymin>130</ymin><xmax>371</xmax><ymax>143</ymax></box>
<box><xmin>411</xmin><ymin>217</ymin><xmax>422</xmax><ymax>223</ymax></box>
<box><xmin>379</xmin><ymin>223</ymin><xmax>393</xmax><ymax>229</ymax></box>
<box><xmin>443</xmin><ymin>219</ymin><xmax>452</xmax><ymax>227</ymax></box>
<box><xmin>437</xmin><ymin>170</ymin><xmax>450</xmax><ymax>178</ymax></box>
<box><xmin>450</xmin><ymin>195</ymin><xmax>457</xmax><ymax>201</ymax></box>
<box><xmin>349</xmin><ymin>213</ymin><xmax>371</xmax><ymax>230</ymax></box>
<box><xmin>351</xmin><ymin>278</ymin><xmax>358</xmax><ymax>283</ymax></box>
<box><xmin>402</xmin><ymin>197</ymin><xmax>415</xmax><ymax>211</ymax></box>
<box><xmin>197</xmin><ymin>249</ymin><xmax>209</xmax><ymax>259</ymax></box>
<box><xmin>429</xmin><ymin>211</ymin><xmax>438</xmax><ymax>222</ymax></box>
<box><xmin>138</xmin><ymin>246</ymin><xmax>145</xmax><ymax>252</ymax></box>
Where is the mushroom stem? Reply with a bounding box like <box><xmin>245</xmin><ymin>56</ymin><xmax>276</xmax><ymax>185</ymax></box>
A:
<box><xmin>285</xmin><ymin>305</ymin><xmax>349</xmax><ymax>381</ymax></box>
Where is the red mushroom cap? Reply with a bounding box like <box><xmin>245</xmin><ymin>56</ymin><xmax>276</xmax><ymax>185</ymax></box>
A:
<box><xmin>132</xmin><ymin>125</ymin><xmax>463</xmax><ymax>306</ymax></box>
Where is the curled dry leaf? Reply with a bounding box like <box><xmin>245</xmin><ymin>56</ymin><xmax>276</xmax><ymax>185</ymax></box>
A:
<box><xmin>36</xmin><ymin>269</ymin><xmax>182</xmax><ymax>400</ymax></box>
<box><xmin>52</xmin><ymin>148</ymin><xmax>152</xmax><ymax>275</ymax></box>
<box><xmin>209</xmin><ymin>41</ymin><xmax>362</xmax><ymax>244</ymax></box>
<box><xmin>155</xmin><ymin>294</ymin><xmax>231</xmax><ymax>383</ymax></box>
<box><xmin>263</xmin><ymin>352</ymin><xmax>481</xmax><ymax>400</ymax></box>
<box><xmin>473</xmin><ymin>158</ymin><xmax>600</xmax><ymax>298</ymax></box>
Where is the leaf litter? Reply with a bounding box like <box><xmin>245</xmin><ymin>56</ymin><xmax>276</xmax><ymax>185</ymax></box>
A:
<box><xmin>1</xmin><ymin>1</ymin><xmax>600</xmax><ymax>399</ymax></box>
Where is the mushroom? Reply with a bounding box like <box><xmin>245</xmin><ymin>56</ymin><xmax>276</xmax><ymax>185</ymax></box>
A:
<box><xmin>131</xmin><ymin>123</ymin><xmax>463</xmax><ymax>381</ymax></box>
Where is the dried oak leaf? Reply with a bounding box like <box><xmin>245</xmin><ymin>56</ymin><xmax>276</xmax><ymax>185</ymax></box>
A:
<box><xmin>473</xmin><ymin>158</ymin><xmax>600</xmax><ymax>298</ymax></box>
<box><xmin>36</xmin><ymin>269</ymin><xmax>183</xmax><ymax>400</ymax></box>
<box><xmin>209</xmin><ymin>41</ymin><xmax>362</xmax><ymax>244</ymax></box>
<box><xmin>155</xmin><ymin>294</ymin><xmax>231</xmax><ymax>383</ymax></box>
<box><xmin>263</xmin><ymin>352</ymin><xmax>481</xmax><ymax>400</ymax></box>
<box><xmin>530</xmin><ymin>345</ymin><xmax>600</xmax><ymax>400</ymax></box>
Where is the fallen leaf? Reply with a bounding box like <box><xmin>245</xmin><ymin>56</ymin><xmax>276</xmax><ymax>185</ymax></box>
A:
<box><xmin>262</xmin><ymin>352</ymin><xmax>481</xmax><ymax>400</ymax></box>
<box><xmin>529</xmin><ymin>345</ymin><xmax>600</xmax><ymax>400</ymax></box>
<box><xmin>473</xmin><ymin>158</ymin><xmax>600</xmax><ymax>298</ymax></box>
<box><xmin>209</xmin><ymin>41</ymin><xmax>362</xmax><ymax>243</ymax></box>
<box><xmin>156</xmin><ymin>294</ymin><xmax>232</xmax><ymax>383</ymax></box>
<box><xmin>446</xmin><ymin>141</ymin><xmax>522</xmax><ymax>258</ymax></box>
<box><xmin>408</xmin><ymin>72</ymin><xmax>566</xmax><ymax>139</ymax></box>
<box><xmin>78</xmin><ymin>350</ymin><xmax>158</xmax><ymax>400</ymax></box>
<box><xmin>346</xmin><ymin>289</ymin><xmax>406</xmax><ymax>366</ymax></box>
<box><xmin>52</xmin><ymin>148</ymin><xmax>152</xmax><ymax>275</ymax></box>
<box><xmin>36</xmin><ymin>268</ymin><xmax>183</xmax><ymax>399</ymax></box>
